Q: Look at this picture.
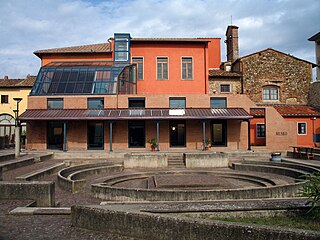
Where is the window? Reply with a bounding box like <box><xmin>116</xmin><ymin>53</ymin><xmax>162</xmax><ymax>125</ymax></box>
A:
<box><xmin>220</xmin><ymin>84</ymin><xmax>231</xmax><ymax>93</ymax></box>
<box><xmin>182</xmin><ymin>57</ymin><xmax>193</xmax><ymax>80</ymax></box>
<box><xmin>129</xmin><ymin>98</ymin><xmax>145</xmax><ymax>108</ymax></box>
<box><xmin>157</xmin><ymin>57</ymin><xmax>168</xmax><ymax>80</ymax></box>
<box><xmin>263</xmin><ymin>86</ymin><xmax>279</xmax><ymax>101</ymax></box>
<box><xmin>297</xmin><ymin>122</ymin><xmax>307</xmax><ymax>135</ymax></box>
<box><xmin>128</xmin><ymin>121</ymin><xmax>145</xmax><ymax>148</ymax></box>
<box><xmin>88</xmin><ymin>98</ymin><xmax>104</xmax><ymax>109</ymax></box>
<box><xmin>170</xmin><ymin>97</ymin><xmax>186</xmax><ymax>109</ymax></box>
<box><xmin>132</xmin><ymin>57</ymin><xmax>143</xmax><ymax>80</ymax></box>
<box><xmin>256</xmin><ymin>124</ymin><xmax>266</xmax><ymax>138</ymax></box>
<box><xmin>114</xmin><ymin>33</ymin><xmax>130</xmax><ymax>62</ymax></box>
<box><xmin>47</xmin><ymin>98</ymin><xmax>63</xmax><ymax>109</ymax></box>
<box><xmin>210</xmin><ymin>97</ymin><xmax>227</xmax><ymax>108</ymax></box>
<box><xmin>1</xmin><ymin>95</ymin><xmax>8</xmax><ymax>104</ymax></box>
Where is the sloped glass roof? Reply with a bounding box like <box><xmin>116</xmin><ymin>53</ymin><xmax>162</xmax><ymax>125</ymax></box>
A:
<box><xmin>30</xmin><ymin>61</ymin><xmax>136</xmax><ymax>95</ymax></box>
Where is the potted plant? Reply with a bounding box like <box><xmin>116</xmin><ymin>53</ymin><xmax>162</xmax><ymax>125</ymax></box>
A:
<box><xmin>148</xmin><ymin>138</ymin><xmax>158</xmax><ymax>151</ymax></box>
<box><xmin>205</xmin><ymin>138</ymin><xmax>211</xmax><ymax>151</ymax></box>
<box><xmin>314</xmin><ymin>142</ymin><xmax>320</xmax><ymax>148</ymax></box>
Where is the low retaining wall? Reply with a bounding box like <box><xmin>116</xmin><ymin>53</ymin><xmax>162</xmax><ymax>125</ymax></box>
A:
<box><xmin>0</xmin><ymin>181</ymin><xmax>55</xmax><ymax>207</ymax></box>
<box><xmin>58</xmin><ymin>164</ymin><xmax>123</xmax><ymax>193</ymax></box>
<box><xmin>71</xmin><ymin>205</ymin><xmax>320</xmax><ymax>240</ymax></box>
<box><xmin>92</xmin><ymin>181</ymin><xmax>305</xmax><ymax>202</ymax></box>
<box><xmin>124</xmin><ymin>153</ymin><xmax>168</xmax><ymax>168</ymax></box>
<box><xmin>185</xmin><ymin>152</ymin><xmax>228</xmax><ymax>168</ymax></box>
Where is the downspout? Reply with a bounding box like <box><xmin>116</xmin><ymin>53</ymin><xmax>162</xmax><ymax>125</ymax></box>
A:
<box><xmin>204</xmin><ymin>43</ymin><xmax>207</xmax><ymax>94</ymax></box>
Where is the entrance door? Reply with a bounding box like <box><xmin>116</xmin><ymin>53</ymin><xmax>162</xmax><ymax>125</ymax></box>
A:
<box><xmin>128</xmin><ymin>121</ymin><xmax>145</xmax><ymax>148</ymax></box>
<box><xmin>47</xmin><ymin>121</ymin><xmax>63</xmax><ymax>150</ymax></box>
<box><xmin>170</xmin><ymin>120</ymin><xmax>186</xmax><ymax>147</ymax></box>
<box><xmin>211</xmin><ymin>120</ymin><xmax>227</xmax><ymax>146</ymax></box>
<box><xmin>88</xmin><ymin>122</ymin><xmax>104</xmax><ymax>150</ymax></box>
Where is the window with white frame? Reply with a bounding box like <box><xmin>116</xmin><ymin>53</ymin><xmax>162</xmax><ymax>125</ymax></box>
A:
<box><xmin>256</xmin><ymin>124</ymin><xmax>265</xmax><ymax>138</ymax></box>
<box><xmin>297</xmin><ymin>122</ymin><xmax>307</xmax><ymax>135</ymax></box>
<box><xmin>181</xmin><ymin>57</ymin><xmax>193</xmax><ymax>80</ymax></box>
<box><xmin>132</xmin><ymin>57</ymin><xmax>143</xmax><ymax>80</ymax></box>
<box><xmin>263</xmin><ymin>86</ymin><xmax>279</xmax><ymax>101</ymax></box>
<box><xmin>219</xmin><ymin>84</ymin><xmax>231</xmax><ymax>93</ymax></box>
<box><xmin>157</xmin><ymin>57</ymin><xmax>168</xmax><ymax>80</ymax></box>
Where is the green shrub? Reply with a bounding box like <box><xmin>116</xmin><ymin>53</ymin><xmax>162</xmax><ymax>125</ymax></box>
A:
<box><xmin>301</xmin><ymin>172</ymin><xmax>320</xmax><ymax>212</ymax></box>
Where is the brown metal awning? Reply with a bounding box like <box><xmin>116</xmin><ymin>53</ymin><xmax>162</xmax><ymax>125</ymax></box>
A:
<box><xmin>19</xmin><ymin>108</ymin><xmax>253</xmax><ymax>121</ymax></box>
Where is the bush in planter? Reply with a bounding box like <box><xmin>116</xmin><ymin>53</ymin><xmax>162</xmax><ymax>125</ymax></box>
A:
<box><xmin>205</xmin><ymin>138</ymin><xmax>211</xmax><ymax>150</ymax></box>
<box><xmin>148</xmin><ymin>138</ymin><xmax>157</xmax><ymax>151</ymax></box>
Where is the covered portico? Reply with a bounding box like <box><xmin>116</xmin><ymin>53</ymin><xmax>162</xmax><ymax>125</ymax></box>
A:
<box><xmin>19</xmin><ymin>108</ymin><xmax>252</xmax><ymax>152</ymax></box>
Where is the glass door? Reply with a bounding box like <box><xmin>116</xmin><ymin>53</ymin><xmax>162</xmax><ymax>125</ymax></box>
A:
<box><xmin>169</xmin><ymin>120</ymin><xmax>186</xmax><ymax>147</ymax></box>
<box><xmin>128</xmin><ymin>121</ymin><xmax>145</xmax><ymax>148</ymax></box>
<box><xmin>88</xmin><ymin>122</ymin><xmax>104</xmax><ymax>150</ymax></box>
<box><xmin>211</xmin><ymin>120</ymin><xmax>227</xmax><ymax>146</ymax></box>
<box><xmin>47</xmin><ymin>121</ymin><xmax>63</xmax><ymax>150</ymax></box>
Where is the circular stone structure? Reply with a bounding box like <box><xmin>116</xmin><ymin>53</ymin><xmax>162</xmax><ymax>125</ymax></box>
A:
<box><xmin>91</xmin><ymin>168</ymin><xmax>305</xmax><ymax>202</ymax></box>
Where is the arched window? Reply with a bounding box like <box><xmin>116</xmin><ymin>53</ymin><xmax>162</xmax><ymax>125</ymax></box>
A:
<box><xmin>0</xmin><ymin>114</ymin><xmax>15</xmax><ymax>146</ymax></box>
<box><xmin>262</xmin><ymin>86</ymin><xmax>279</xmax><ymax>101</ymax></box>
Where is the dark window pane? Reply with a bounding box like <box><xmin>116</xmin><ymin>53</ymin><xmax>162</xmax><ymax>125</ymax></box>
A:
<box><xmin>47</xmin><ymin>98</ymin><xmax>63</xmax><ymax>109</ymax></box>
<box><xmin>129</xmin><ymin>98</ymin><xmax>145</xmax><ymax>108</ymax></box>
<box><xmin>220</xmin><ymin>84</ymin><xmax>231</xmax><ymax>93</ymax></box>
<box><xmin>88</xmin><ymin>98</ymin><xmax>104</xmax><ymax>109</ymax></box>
<box><xmin>210</xmin><ymin>97</ymin><xmax>227</xmax><ymax>108</ymax></box>
<box><xmin>170</xmin><ymin>97</ymin><xmax>186</xmax><ymax>108</ymax></box>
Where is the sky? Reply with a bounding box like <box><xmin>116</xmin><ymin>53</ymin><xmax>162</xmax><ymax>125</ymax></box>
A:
<box><xmin>0</xmin><ymin>0</ymin><xmax>319</xmax><ymax>79</ymax></box>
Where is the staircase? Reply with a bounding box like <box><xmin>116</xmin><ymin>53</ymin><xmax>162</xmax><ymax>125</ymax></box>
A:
<box><xmin>167</xmin><ymin>154</ymin><xmax>185</xmax><ymax>168</ymax></box>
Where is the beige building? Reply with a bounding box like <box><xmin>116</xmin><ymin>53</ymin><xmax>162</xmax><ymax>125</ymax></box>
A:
<box><xmin>0</xmin><ymin>75</ymin><xmax>36</xmax><ymax>148</ymax></box>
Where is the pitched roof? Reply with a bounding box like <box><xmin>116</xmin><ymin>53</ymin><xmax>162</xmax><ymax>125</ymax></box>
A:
<box><xmin>234</xmin><ymin>48</ymin><xmax>316</xmax><ymax>67</ymax></box>
<box><xmin>209</xmin><ymin>69</ymin><xmax>242</xmax><ymax>78</ymax></box>
<box><xmin>250</xmin><ymin>108</ymin><xmax>265</xmax><ymax>117</ymax></box>
<box><xmin>19</xmin><ymin>108</ymin><xmax>252</xmax><ymax>121</ymax></box>
<box><xmin>0</xmin><ymin>75</ymin><xmax>36</xmax><ymax>88</ymax></box>
<box><xmin>34</xmin><ymin>37</ymin><xmax>213</xmax><ymax>58</ymax></box>
<box><xmin>272</xmin><ymin>105</ymin><xmax>320</xmax><ymax>117</ymax></box>
<box><xmin>34</xmin><ymin>43</ymin><xmax>112</xmax><ymax>57</ymax></box>
<box><xmin>308</xmin><ymin>32</ymin><xmax>320</xmax><ymax>41</ymax></box>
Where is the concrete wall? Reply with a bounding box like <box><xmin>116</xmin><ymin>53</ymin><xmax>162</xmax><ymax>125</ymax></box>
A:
<box><xmin>0</xmin><ymin>181</ymin><xmax>55</xmax><ymax>207</ymax></box>
<box><xmin>71</xmin><ymin>205</ymin><xmax>320</xmax><ymax>240</ymax></box>
<box><xmin>124</xmin><ymin>153</ymin><xmax>168</xmax><ymax>168</ymax></box>
<box><xmin>185</xmin><ymin>152</ymin><xmax>229</xmax><ymax>168</ymax></box>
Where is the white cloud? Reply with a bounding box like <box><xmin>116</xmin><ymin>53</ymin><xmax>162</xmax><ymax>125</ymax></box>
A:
<box><xmin>0</xmin><ymin>0</ymin><xmax>319</xmax><ymax>78</ymax></box>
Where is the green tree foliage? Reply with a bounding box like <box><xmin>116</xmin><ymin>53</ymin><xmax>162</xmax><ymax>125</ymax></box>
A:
<box><xmin>302</xmin><ymin>172</ymin><xmax>320</xmax><ymax>212</ymax></box>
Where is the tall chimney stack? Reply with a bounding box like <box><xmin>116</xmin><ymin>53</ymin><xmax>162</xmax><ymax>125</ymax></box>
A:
<box><xmin>225</xmin><ymin>25</ymin><xmax>239</xmax><ymax>62</ymax></box>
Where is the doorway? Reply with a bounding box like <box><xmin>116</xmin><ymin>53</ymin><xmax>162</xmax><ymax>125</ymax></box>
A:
<box><xmin>47</xmin><ymin>121</ymin><xmax>63</xmax><ymax>150</ymax></box>
<box><xmin>169</xmin><ymin>120</ymin><xmax>186</xmax><ymax>147</ymax></box>
<box><xmin>128</xmin><ymin>121</ymin><xmax>145</xmax><ymax>148</ymax></box>
<box><xmin>211</xmin><ymin>120</ymin><xmax>227</xmax><ymax>146</ymax></box>
<box><xmin>88</xmin><ymin>122</ymin><xmax>104</xmax><ymax>150</ymax></box>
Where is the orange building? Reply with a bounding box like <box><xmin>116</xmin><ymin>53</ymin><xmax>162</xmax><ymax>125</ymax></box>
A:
<box><xmin>20</xmin><ymin>32</ymin><xmax>316</xmax><ymax>152</ymax></box>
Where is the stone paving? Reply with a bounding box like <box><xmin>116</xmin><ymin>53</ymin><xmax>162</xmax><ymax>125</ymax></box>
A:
<box><xmin>1</xmin><ymin>149</ymin><xmax>319</xmax><ymax>239</ymax></box>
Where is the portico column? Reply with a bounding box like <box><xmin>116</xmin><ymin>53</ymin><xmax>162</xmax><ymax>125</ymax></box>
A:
<box><xmin>247</xmin><ymin>119</ymin><xmax>251</xmax><ymax>151</ymax></box>
<box><xmin>156</xmin><ymin>120</ymin><xmax>160</xmax><ymax>151</ymax></box>
<box><xmin>109</xmin><ymin>121</ymin><xmax>113</xmax><ymax>152</ymax></box>
<box><xmin>63</xmin><ymin>122</ymin><xmax>67</xmax><ymax>152</ymax></box>
<box><xmin>202</xmin><ymin>120</ymin><xmax>206</xmax><ymax>151</ymax></box>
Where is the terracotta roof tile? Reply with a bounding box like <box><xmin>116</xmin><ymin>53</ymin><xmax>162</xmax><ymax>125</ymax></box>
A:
<box><xmin>34</xmin><ymin>43</ymin><xmax>112</xmax><ymax>57</ymax></box>
<box><xmin>209</xmin><ymin>69</ymin><xmax>242</xmax><ymax>77</ymax></box>
<box><xmin>250</xmin><ymin>108</ymin><xmax>265</xmax><ymax>117</ymax></box>
<box><xmin>0</xmin><ymin>75</ymin><xmax>36</xmax><ymax>88</ymax></box>
<box><xmin>272</xmin><ymin>105</ymin><xmax>320</xmax><ymax>117</ymax></box>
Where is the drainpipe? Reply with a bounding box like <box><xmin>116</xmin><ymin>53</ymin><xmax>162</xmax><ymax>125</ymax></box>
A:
<box><xmin>247</xmin><ymin>119</ymin><xmax>251</xmax><ymax>151</ymax></box>
<box><xmin>109</xmin><ymin>121</ymin><xmax>113</xmax><ymax>152</ymax></box>
<box><xmin>156</xmin><ymin>121</ymin><xmax>160</xmax><ymax>151</ymax></box>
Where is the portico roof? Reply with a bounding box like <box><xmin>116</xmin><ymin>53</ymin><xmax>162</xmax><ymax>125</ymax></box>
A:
<box><xmin>19</xmin><ymin>108</ymin><xmax>252</xmax><ymax>121</ymax></box>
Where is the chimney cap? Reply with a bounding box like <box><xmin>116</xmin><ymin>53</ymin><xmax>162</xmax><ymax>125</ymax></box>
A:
<box><xmin>4</xmin><ymin>76</ymin><xmax>8</xmax><ymax>80</ymax></box>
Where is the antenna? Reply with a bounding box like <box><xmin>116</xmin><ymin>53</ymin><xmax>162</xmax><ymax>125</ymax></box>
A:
<box><xmin>231</xmin><ymin>15</ymin><xmax>233</xmax><ymax>26</ymax></box>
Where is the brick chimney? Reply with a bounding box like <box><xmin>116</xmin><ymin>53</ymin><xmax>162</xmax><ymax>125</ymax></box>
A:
<box><xmin>4</xmin><ymin>76</ymin><xmax>8</xmax><ymax>80</ymax></box>
<box><xmin>225</xmin><ymin>25</ymin><xmax>239</xmax><ymax>62</ymax></box>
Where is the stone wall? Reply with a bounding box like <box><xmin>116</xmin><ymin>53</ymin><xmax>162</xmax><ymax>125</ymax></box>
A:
<box><xmin>240</xmin><ymin>49</ymin><xmax>312</xmax><ymax>104</ymax></box>
<box><xmin>209</xmin><ymin>77</ymin><xmax>242</xmax><ymax>94</ymax></box>
<box><xmin>308</xmin><ymin>81</ymin><xmax>320</xmax><ymax>107</ymax></box>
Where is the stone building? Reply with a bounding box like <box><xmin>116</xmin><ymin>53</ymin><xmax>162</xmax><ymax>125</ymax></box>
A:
<box><xmin>210</xmin><ymin>26</ymin><xmax>315</xmax><ymax>105</ymax></box>
<box><xmin>308</xmin><ymin>32</ymin><xmax>320</xmax><ymax>81</ymax></box>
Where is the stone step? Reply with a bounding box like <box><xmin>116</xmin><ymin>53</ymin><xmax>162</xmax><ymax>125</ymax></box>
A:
<box><xmin>0</xmin><ymin>156</ymin><xmax>35</xmax><ymax>172</ymax></box>
<box><xmin>16</xmin><ymin>162</ymin><xmax>65</xmax><ymax>181</ymax></box>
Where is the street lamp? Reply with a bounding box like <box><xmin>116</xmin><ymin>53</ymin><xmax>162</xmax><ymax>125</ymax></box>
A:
<box><xmin>13</xmin><ymin>97</ymin><xmax>22</xmax><ymax>158</ymax></box>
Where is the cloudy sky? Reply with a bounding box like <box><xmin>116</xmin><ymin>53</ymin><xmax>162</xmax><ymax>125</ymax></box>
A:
<box><xmin>0</xmin><ymin>0</ymin><xmax>319</xmax><ymax>79</ymax></box>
